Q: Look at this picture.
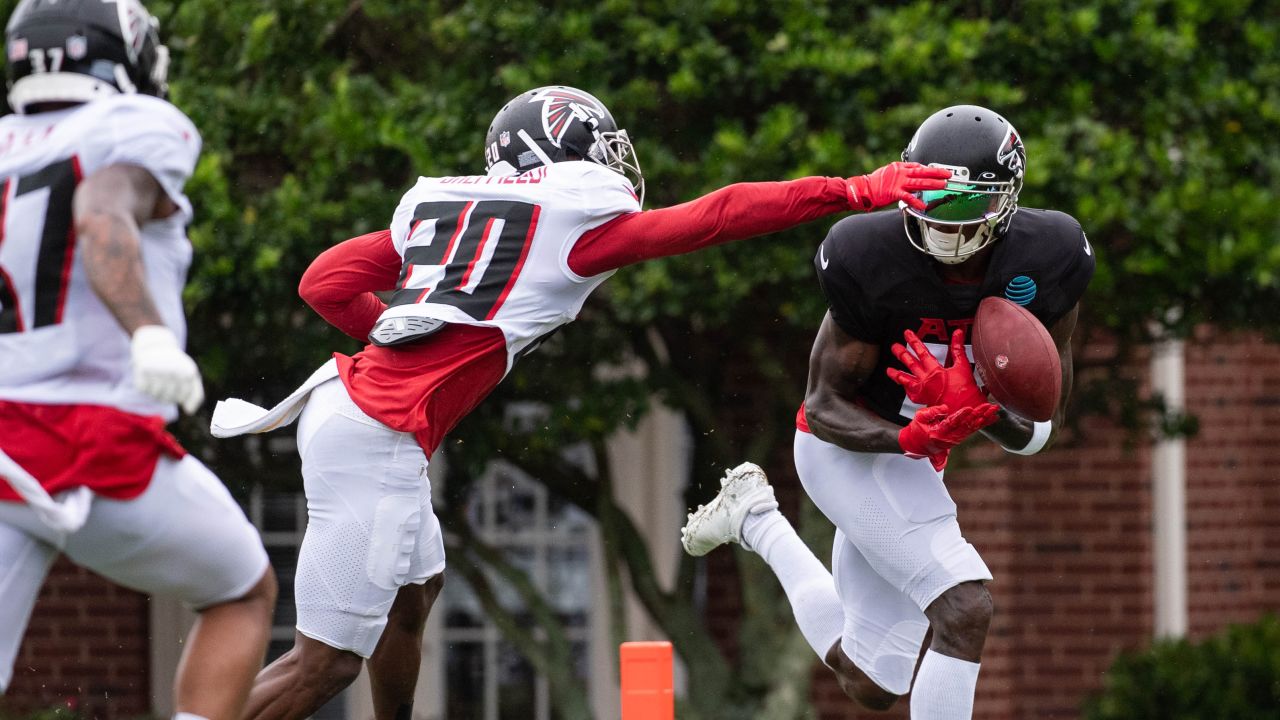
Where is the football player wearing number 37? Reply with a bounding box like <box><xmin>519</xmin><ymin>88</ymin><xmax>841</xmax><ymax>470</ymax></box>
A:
<box><xmin>682</xmin><ymin>106</ymin><xmax>1093</xmax><ymax>719</ymax></box>
<box><xmin>0</xmin><ymin>2</ymin><xmax>276</xmax><ymax>720</ymax></box>
<box><xmin>208</xmin><ymin>85</ymin><xmax>950</xmax><ymax>719</ymax></box>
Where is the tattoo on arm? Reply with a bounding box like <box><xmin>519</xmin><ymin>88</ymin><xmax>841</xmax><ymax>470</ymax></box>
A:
<box><xmin>74</xmin><ymin>165</ymin><xmax>166</xmax><ymax>335</ymax></box>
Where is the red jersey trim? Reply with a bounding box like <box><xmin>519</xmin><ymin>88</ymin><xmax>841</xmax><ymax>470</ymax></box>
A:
<box><xmin>0</xmin><ymin>266</ymin><xmax>22</xmax><ymax>332</ymax></box>
<box><xmin>0</xmin><ymin>178</ymin><xmax>23</xmax><ymax>332</ymax></box>
<box><xmin>796</xmin><ymin>404</ymin><xmax>812</xmax><ymax>434</ymax></box>
<box><xmin>334</xmin><ymin>323</ymin><xmax>509</xmax><ymax>456</ymax></box>
<box><xmin>0</xmin><ymin>401</ymin><xmax>187</xmax><ymax>503</ymax></box>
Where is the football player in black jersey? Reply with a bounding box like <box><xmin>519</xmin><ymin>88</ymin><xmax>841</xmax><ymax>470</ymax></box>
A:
<box><xmin>683</xmin><ymin>106</ymin><xmax>1094</xmax><ymax>718</ymax></box>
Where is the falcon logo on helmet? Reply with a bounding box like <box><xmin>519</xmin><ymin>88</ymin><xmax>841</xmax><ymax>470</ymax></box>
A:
<box><xmin>996</xmin><ymin>126</ymin><xmax>1024</xmax><ymax>176</ymax></box>
<box><xmin>120</xmin><ymin>0</ymin><xmax>151</xmax><ymax>59</ymax></box>
<box><xmin>531</xmin><ymin>88</ymin><xmax>607</xmax><ymax>150</ymax></box>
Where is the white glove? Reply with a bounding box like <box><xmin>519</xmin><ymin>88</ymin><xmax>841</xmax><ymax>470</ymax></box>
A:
<box><xmin>130</xmin><ymin>325</ymin><xmax>204</xmax><ymax>414</ymax></box>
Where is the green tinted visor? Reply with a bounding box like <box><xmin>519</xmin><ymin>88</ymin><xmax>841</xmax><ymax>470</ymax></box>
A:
<box><xmin>913</xmin><ymin>182</ymin><xmax>1005</xmax><ymax>223</ymax></box>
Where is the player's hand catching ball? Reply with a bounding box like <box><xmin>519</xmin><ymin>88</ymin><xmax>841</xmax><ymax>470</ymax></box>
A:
<box><xmin>887</xmin><ymin>328</ymin><xmax>988</xmax><ymax>411</ymax></box>
<box><xmin>131</xmin><ymin>325</ymin><xmax>205</xmax><ymax>414</ymax></box>
<box><xmin>847</xmin><ymin>162</ymin><xmax>951</xmax><ymax>212</ymax></box>
<box><xmin>898</xmin><ymin>402</ymin><xmax>1000</xmax><ymax>471</ymax></box>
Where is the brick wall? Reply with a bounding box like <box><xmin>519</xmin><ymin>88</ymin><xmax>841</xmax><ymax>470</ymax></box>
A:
<box><xmin>1184</xmin><ymin>329</ymin><xmax>1280</xmax><ymax>638</ymax></box>
<box><xmin>1</xmin><ymin>558</ymin><xmax>150</xmax><ymax>720</ymax></box>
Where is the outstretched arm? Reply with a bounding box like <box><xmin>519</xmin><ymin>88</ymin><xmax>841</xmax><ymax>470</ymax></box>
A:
<box><xmin>568</xmin><ymin>162</ymin><xmax>950</xmax><ymax>276</ymax></box>
<box><xmin>299</xmin><ymin>230</ymin><xmax>402</xmax><ymax>342</ymax></box>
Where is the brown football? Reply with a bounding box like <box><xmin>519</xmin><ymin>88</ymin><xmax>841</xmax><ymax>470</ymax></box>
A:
<box><xmin>971</xmin><ymin>297</ymin><xmax>1061</xmax><ymax>422</ymax></box>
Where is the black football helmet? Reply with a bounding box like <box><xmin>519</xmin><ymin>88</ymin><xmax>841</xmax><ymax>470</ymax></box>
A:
<box><xmin>5</xmin><ymin>0</ymin><xmax>170</xmax><ymax>114</ymax></box>
<box><xmin>899</xmin><ymin>105</ymin><xmax>1025</xmax><ymax>264</ymax></box>
<box><xmin>484</xmin><ymin>85</ymin><xmax>644</xmax><ymax>206</ymax></box>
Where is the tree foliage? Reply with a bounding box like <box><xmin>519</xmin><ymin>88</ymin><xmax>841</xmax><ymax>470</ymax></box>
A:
<box><xmin>3</xmin><ymin>0</ymin><xmax>1276</xmax><ymax>716</ymax></box>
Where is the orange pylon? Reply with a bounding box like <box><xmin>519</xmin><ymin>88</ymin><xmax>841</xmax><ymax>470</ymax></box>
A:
<box><xmin>620</xmin><ymin>641</ymin><xmax>674</xmax><ymax>720</ymax></box>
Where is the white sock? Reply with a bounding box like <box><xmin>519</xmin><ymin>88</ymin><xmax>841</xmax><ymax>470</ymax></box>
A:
<box><xmin>910</xmin><ymin>650</ymin><xmax>981</xmax><ymax>720</ymax></box>
<box><xmin>741</xmin><ymin>509</ymin><xmax>844</xmax><ymax>661</ymax></box>
<box><xmin>174</xmin><ymin>714</ymin><xmax>210</xmax><ymax>720</ymax></box>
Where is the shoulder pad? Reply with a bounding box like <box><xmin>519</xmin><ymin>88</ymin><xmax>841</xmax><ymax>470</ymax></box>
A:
<box><xmin>990</xmin><ymin>208</ymin><xmax>1094</xmax><ymax>324</ymax></box>
<box><xmin>815</xmin><ymin>210</ymin><xmax>932</xmax><ymax>341</ymax></box>
<box><xmin>551</xmin><ymin>162</ymin><xmax>639</xmax><ymax>216</ymax></box>
<box><xmin>91</xmin><ymin>95</ymin><xmax>200</xmax><ymax>144</ymax></box>
<box><xmin>545</xmin><ymin>160</ymin><xmax>629</xmax><ymax>186</ymax></box>
<box><xmin>820</xmin><ymin>210</ymin><xmax>931</xmax><ymax>303</ymax></box>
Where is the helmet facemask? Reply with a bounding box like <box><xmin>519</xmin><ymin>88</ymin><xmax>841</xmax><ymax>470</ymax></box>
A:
<box><xmin>586</xmin><ymin>120</ymin><xmax>644</xmax><ymax>207</ymax></box>
<box><xmin>143</xmin><ymin>20</ymin><xmax>170</xmax><ymax>98</ymax></box>
<box><xmin>900</xmin><ymin>164</ymin><xmax>1020</xmax><ymax>264</ymax></box>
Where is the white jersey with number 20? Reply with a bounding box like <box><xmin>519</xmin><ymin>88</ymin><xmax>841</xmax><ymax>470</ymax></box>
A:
<box><xmin>0</xmin><ymin>95</ymin><xmax>200</xmax><ymax>419</ymax></box>
<box><xmin>377</xmin><ymin>161</ymin><xmax>640</xmax><ymax>370</ymax></box>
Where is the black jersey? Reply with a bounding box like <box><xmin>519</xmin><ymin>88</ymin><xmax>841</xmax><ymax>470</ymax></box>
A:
<box><xmin>814</xmin><ymin>208</ymin><xmax>1094</xmax><ymax>425</ymax></box>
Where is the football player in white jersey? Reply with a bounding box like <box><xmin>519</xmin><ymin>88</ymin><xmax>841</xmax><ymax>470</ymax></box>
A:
<box><xmin>0</xmin><ymin>2</ymin><xmax>276</xmax><ymax>719</ymax></box>
<box><xmin>213</xmin><ymin>85</ymin><xmax>951</xmax><ymax>718</ymax></box>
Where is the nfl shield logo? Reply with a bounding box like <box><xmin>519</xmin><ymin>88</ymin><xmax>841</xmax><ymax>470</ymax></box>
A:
<box><xmin>66</xmin><ymin>35</ymin><xmax>88</xmax><ymax>61</ymax></box>
<box><xmin>499</xmin><ymin>131</ymin><xmax>511</xmax><ymax>147</ymax></box>
<box><xmin>8</xmin><ymin>38</ymin><xmax>27</xmax><ymax>62</ymax></box>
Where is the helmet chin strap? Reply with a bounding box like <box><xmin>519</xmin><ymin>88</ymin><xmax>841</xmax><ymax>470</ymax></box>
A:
<box><xmin>921</xmin><ymin>222</ymin><xmax>994</xmax><ymax>265</ymax></box>
<box><xmin>113</xmin><ymin>64</ymin><xmax>137</xmax><ymax>93</ymax></box>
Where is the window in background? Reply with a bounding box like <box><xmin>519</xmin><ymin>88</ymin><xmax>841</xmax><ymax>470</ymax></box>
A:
<box><xmin>440</xmin><ymin>461</ymin><xmax>598</xmax><ymax>720</ymax></box>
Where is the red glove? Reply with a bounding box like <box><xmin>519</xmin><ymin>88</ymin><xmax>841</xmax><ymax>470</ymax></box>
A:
<box><xmin>847</xmin><ymin>162</ymin><xmax>951</xmax><ymax>212</ymax></box>
<box><xmin>898</xmin><ymin>403</ymin><xmax>1001</xmax><ymax>470</ymax></box>
<box><xmin>887</xmin><ymin>328</ymin><xmax>989</xmax><ymax>411</ymax></box>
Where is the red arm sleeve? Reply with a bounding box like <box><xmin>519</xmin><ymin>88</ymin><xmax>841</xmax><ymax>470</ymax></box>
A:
<box><xmin>568</xmin><ymin>176</ymin><xmax>851</xmax><ymax>277</ymax></box>
<box><xmin>299</xmin><ymin>229</ymin><xmax>402</xmax><ymax>342</ymax></box>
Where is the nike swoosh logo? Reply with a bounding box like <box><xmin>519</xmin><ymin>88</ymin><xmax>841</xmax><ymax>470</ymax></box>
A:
<box><xmin>820</xmin><ymin>244</ymin><xmax>830</xmax><ymax>269</ymax></box>
<box><xmin>1083</xmin><ymin>232</ymin><xmax>1092</xmax><ymax>256</ymax></box>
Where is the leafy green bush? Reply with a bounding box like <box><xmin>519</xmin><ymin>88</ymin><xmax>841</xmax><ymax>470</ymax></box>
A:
<box><xmin>1084</xmin><ymin>615</ymin><xmax>1280</xmax><ymax>719</ymax></box>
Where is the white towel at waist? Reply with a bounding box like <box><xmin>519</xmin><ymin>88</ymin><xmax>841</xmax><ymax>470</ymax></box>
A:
<box><xmin>210</xmin><ymin>359</ymin><xmax>339</xmax><ymax>438</ymax></box>
<box><xmin>0</xmin><ymin>448</ymin><xmax>92</xmax><ymax>535</ymax></box>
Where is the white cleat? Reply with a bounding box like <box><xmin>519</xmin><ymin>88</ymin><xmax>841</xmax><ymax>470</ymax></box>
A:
<box><xmin>681</xmin><ymin>461</ymin><xmax>778</xmax><ymax>557</ymax></box>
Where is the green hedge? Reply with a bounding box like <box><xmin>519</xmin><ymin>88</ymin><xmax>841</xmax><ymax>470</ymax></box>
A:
<box><xmin>1084</xmin><ymin>615</ymin><xmax>1280</xmax><ymax>719</ymax></box>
